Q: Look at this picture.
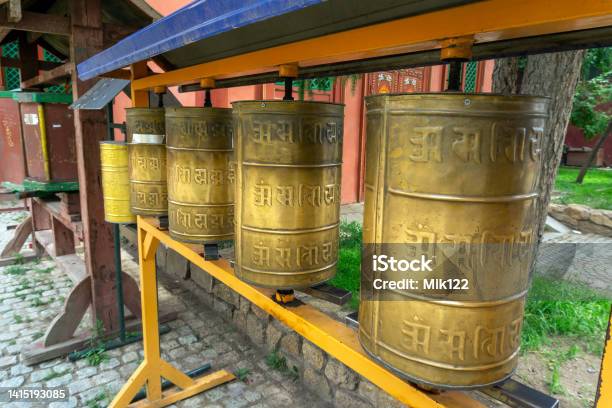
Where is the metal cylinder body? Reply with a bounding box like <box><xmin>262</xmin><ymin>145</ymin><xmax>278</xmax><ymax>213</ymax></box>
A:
<box><xmin>126</xmin><ymin>108</ymin><xmax>167</xmax><ymax>216</ymax></box>
<box><xmin>359</xmin><ymin>93</ymin><xmax>548</xmax><ymax>389</ymax></box>
<box><xmin>233</xmin><ymin>101</ymin><xmax>344</xmax><ymax>289</ymax></box>
<box><xmin>99</xmin><ymin>141</ymin><xmax>135</xmax><ymax>224</ymax></box>
<box><xmin>165</xmin><ymin>107</ymin><xmax>235</xmax><ymax>243</ymax></box>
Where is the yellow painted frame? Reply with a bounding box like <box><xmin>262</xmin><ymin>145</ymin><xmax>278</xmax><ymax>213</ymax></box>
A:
<box><xmin>597</xmin><ymin>309</ymin><xmax>612</xmax><ymax>407</ymax></box>
<box><xmin>108</xmin><ymin>216</ymin><xmax>235</xmax><ymax>408</ymax></box>
<box><xmin>113</xmin><ymin>216</ymin><xmax>489</xmax><ymax>408</ymax></box>
<box><xmin>130</xmin><ymin>0</ymin><xmax>612</xmax><ymax>90</ymax></box>
<box><xmin>109</xmin><ymin>1</ymin><xmax>612</xmax><ymax>405</ymax></box>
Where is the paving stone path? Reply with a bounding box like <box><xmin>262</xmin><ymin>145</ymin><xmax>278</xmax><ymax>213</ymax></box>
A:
<box><xmin>0</xmin><ymin>210</ymin><xmax>328</xmax><ymax>408</ymax></box>
<box><xmin>536</xmin><ymin>232</ymin><xmax>612</xmax><ymax>294</ymax></box>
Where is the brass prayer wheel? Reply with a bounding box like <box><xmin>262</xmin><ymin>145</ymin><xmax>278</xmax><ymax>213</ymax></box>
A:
<box><xmin>99</xmin><ymin>141</ymin><xmax>135</xmax><ymax>224</ymax></box>
<box><xmin>126</xmin><ymin>108</ymin><xmax>165</xmax><ymax>143</ymax></box>
<box><xmin>359</xmin><ymin>93</ymin><xmax>549</xmax><ymax>389</ymax></box>
<box><xmin>233</xmin><ymin>101</ymin><xmax>344</xmax><ymax>289</ymax></box>
<box><xmin>126</xmin><ymin>108</ymin><xmax>167</xmax><ymax>216</ymax></box>
<box><xmin>165</xmin><ymin>107</ymin><xmax>235</xmax><ymax>243</ymax></box>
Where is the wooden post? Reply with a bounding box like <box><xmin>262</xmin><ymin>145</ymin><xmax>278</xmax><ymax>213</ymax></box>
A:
<box><xmin>51</xmin><ymin>216</ymin><xmax>75</xmax><ymax>256</ymax></box>
<box><xmin>69</xmin><ymin>0</ymin><xmax>118</xmax><ymax>333</ymax></box>
<box><xmin>17</xmin><ymin>31</ymin><xmax>37</xmax><ymax>82</ymax></box>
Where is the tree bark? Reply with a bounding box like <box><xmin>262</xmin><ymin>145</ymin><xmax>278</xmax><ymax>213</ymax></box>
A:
<box><xmin>576</xmin><ymin>121</ymin><xmax>612</xmax><ymax>183</ymax></box>
<box><xmin>492</xmin><ymin>57</ymin><xmax>520</xmax><ymax>94</ymax></box>
<box><xmin>520</xmin><ymin>51</ymin><xmax>585</xmax><ymax>249</ymax></box>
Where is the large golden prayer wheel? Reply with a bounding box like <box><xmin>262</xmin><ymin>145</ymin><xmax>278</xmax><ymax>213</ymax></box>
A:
<box><xmin>165</xmin><ymin>107</ymin><xmax>235</xmax><ymax>243</ymax></box>
<box><xmin>99</xmin><ymin>141</ymin><xmax>135</xmax><ymax>224</ymax></box>
<box><xmin>126</xmin><ymin>108</ymin><xmax>167</xmax><ymax>216</ymax></box>
<box><xmin>233</xmin><ymin>101</ymin><xmax>344</xmax><ymax>289</ymax></box>
<box><xmin>359</xmin><ymin>93</ymin><xmax>549</xmax><ymax>389</ymax></box>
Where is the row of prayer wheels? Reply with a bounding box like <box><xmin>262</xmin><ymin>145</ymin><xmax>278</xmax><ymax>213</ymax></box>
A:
<box><xmin>99</xmin><ymin>94</ymin><xmax>548</xmax><ymax>389</ymax></box>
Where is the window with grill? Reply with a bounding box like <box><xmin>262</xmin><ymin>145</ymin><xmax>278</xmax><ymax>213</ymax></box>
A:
<box><xmin>42</xmin><ymin>49</ymin><xmax>71</xmax><ymax>94</ymax></box>
<box><xmin>1</xmin><ymin>41</ymin><xmax>20</xmax><ymax>90</ymax></box>
<box><xmin>464</xmin><ymin>61</ymin><xmax>478</xmax><ymax>92</ymax></box>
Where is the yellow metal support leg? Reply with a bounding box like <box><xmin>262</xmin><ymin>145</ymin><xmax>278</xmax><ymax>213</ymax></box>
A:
<box><xmin>597</xmin><ymin>307</ymin><xmax>612</xmax><ymax>407</ymax></box>
<box><xmin>136</xmin><ymin>216</ymin><xmax>450</xmax><ymax>408</ymax></box>
<box><xmin>109</xmin><ymin>216</ymin><xmax>234</xmax><ymax>408</ymax></box>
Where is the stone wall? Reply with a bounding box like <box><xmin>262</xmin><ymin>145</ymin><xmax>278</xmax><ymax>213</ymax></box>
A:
<box><xmin>156</xmin><ymin>244</ymin><xmax>405</xmax><ymax>408</ymax></box>
<box><xmin>549</xmin><ymin>204</ymin><xmax>612</xmax><ymax>237</ymax></box>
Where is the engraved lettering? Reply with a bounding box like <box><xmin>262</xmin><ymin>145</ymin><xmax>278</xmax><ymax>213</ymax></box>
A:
<box><xmin>298</xmin><ymin>245</ymin><xmax>319</xmax><ymax>267</ymax></box>
<box><xmin>409</xmin><ymin>126</ymin><xmax>442</xmax><ymax>162</ymax></box>
<box><xmin>439</xmin><ymin>329</ymin><xmax>466</xmax><ymax>361</ymax></box>
<box><xmin>253</xmin><ymin>242</ymin><xmax>270</xmax><ymax>267</ymax></box>
<box><xmin>452</xmin><ymin>127</ymin><xmax>481</xmax><ymax>163</ymax></box>
<box><xmin>474</xmin><ymin>325</ymin><xmax>505</xmax><ymax>358</ymax></box>
<box><xmin>254</xmin><ymin>181</ymin><xmax>272</xmax><ymax>206</ymax></box>
<box><xmin>275</xmin><ymin>247</ymin><xmax>292</xmax><ymax>268</ymax></box>
<box><xmin>252</xmin><ymin>120</ymin><xmax>272</xmax><ymax>143</ymax></box>
<box><xmin>276</xmin><ymin>185</ymin><xmax>295</xmax><ymax>207</ymax></box>
<box><xmin>401</xmin><ymin>321</ymin><xmax>430</xmax><ymax>354</ymax></box>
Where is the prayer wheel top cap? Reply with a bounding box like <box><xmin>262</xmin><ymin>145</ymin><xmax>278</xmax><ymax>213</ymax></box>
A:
<box><xmin>125</xmin><ymin>107</ymin><xmax>166</xmax><ymax>112</ymax></box>
<box><xmin>99</xmin><ymin>140</ymin><xmax>126</xmax><ymax>145</ymax></box>
<box><xmin>165</xmin><ymin>106</ymin><xmax>232</xmax><ymax>116</ymax></box>
<box><xmin>232</xmin><ymin>100</ymin><xmax>345</xmax><ymax>109</ymax></box>
<box><xmin>366</xmin><ymin>92</ymin><xmax>549</xmax><ymax>114</ymax></box>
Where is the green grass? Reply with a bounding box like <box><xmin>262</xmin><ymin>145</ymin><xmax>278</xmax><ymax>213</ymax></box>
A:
<box><xmin>266</xmin><ymin>350</ymin><xmax>299</xmax><ymax>381</ymax></box>
<box><xmin>85</xmin><ymin>390</ymin><xmax>110</xmax><ymax>408</ymax></box>
<box><xmin>4</xmin><ymin>264</ymin><xmax>28</xmax><ymax>276</ymax></box>
<box><xmin>30</xmin><ymin>297</ymin><xmax>51</xmax><ymax>308</ymax></box>
<box><xmin>234</xmin><ymin>367</ymin><xmax>251</xmax><ymax>382</ymax></box>
<box><xmin>42</xmin><ymin>369</ymin><xmax>69</xmax><ymax>381</ymax></box>
<box><xmin>522</xmin><ymin>276</ymin><xmax>611</xmax><ymax>354</ymax></box>
<box><xmin>553</xmin><ymin>166</ymin><xmax>612</xmax><ymax>210</ymax></box>
<box><xmin>35</xmin><ymin>266</ymin><xmax>54</xmax><ymax>274</ymax></box>
<box><xmin>328</xmin><ymin>221</ymin><xmax>362</xmax><ymax>310</ymax></box>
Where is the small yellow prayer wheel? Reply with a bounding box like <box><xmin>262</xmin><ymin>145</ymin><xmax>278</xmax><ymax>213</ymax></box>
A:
<box><xmin>99</xmin><ymin>141</ymin><xmax>135</xmax><ymax>224</ymax></box>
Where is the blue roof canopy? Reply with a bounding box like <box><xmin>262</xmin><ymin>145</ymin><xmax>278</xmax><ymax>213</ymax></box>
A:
<box><xmin>77</xmin><ymin>0</ymin><xmax>484</xmax><ymax>82</ymax></box>
<box><xmin>77</xmin><ymin>0</ymin><xmax>322</xmax><ymax>80</ymax></box>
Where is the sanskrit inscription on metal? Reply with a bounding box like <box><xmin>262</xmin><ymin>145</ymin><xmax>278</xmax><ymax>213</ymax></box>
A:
<box><xmin>126</xmin><ymin>108</ymin><xmax>167</xmax><ymax>216</ymax></box>
<box><xmin>233</xmin><ymin>101</ymin><xmax>344</xmax><ymax>289</ymax></box>
<box><xmin>166</xmin><ymin>107</ymin><xmax>235</xmax><ymax>243</ymax></box>
<box><xmin>126</xmin><ymin>107</ymin><xmax>165</xmax><ymax>143</ymax></box>
<box><xmin>359</xmin><ymin>93</ymin><xmax>549</xmax><ymax>389</ymax></box>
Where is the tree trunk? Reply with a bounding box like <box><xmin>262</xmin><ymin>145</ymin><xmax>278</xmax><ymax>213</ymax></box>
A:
<box><xmin>492</xmin><ymin>57</ymin><xmax>520</xmax><ymax>94</ymax></box>
<box><xmin>520</xmin><ymin>51</ymin><xmax>585</xmax><ymax>250</ymax></box>
<box><xmin>576</xmin><ymin>121</ymin><xmax>612</xmax><ymax>183</ymax></box>
<box><xmin>493</xmin><ymin>51</ymin><xmax>585</xmax><ymax>276</ymax></box>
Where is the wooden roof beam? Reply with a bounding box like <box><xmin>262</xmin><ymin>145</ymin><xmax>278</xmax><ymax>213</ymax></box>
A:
<box><xmin>0</xmin><ymin>0</ymin><xmax>22</xmax><ymax>22</ymax></box>
<box><xmin>0</xmin><ymin>57</ymin><xmax>64</xmax><ymax>70</ymax></box>
<box><xmin>20</xmin><ymin>62</ymin><xmax>74</xmax><ymax>88</ymax></box>
<box><xmin>126</xmin><ymin>0</ymin><xmax>161</xmax><ymax>20</ymax></box>
<box><xmin>0</xmin><ymin>28</ymin><xmax>9</xmax><ymax>43</ymax></box>
<box><xmin>0</xmin><ymin>10</ymin><xmax>69</xmax><ymax>35</ymax></box>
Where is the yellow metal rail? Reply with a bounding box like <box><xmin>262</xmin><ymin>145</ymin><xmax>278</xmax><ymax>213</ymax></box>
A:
<box><xmin>109</xmin><ymin>217</ymin><xmax>235</xmax><ymax>407</ymax></box>
<box><xmin>131</xmin><ymin>0</ymin><xmax>612</xmax><ymax>90</ymax></box>
<box><xmin>597</xmin><ymin>308</ymin><xmax>612</xmax><ymax>407</ymax></box>
<box><xmin>109</xmin><ymin>216</ymin><xmax>491</xmax><ymax>407</ymax></box>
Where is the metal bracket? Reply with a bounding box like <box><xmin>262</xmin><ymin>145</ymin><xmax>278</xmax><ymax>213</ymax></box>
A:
<box><xmin>203</xmin><ymin>243</ymin><xmax>219</xmax><ymax>261</ymax></box>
